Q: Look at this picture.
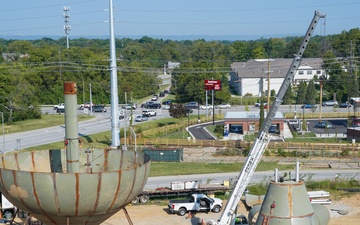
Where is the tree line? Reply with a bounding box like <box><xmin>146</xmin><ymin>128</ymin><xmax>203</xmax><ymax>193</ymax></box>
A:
<box><xmin>0</xmin><ymin>28</ymin><xmax>360</xmax><ymax>123</ymax></box>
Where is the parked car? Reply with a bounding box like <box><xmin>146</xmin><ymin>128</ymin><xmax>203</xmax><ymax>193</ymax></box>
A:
<box><xmin>162</xmin><ymin>100</ymin><xmax>173</xmax><ymax>105</ymax></box>
<box><xmin>217</xmin><ymin>103</ymin><xmax>231</xmax><ymax>109</ymax></box>
<box><xmin>147</xmin><ymin>103</ymin><xmax>162</xmax><ymax>109</ymax></box>
<box><xmin>135</xmin><ymin>116</ymin><xmax>148</xmax><ymax>122</ymax></box>
<box><xmin>92</xmin><ymin>105</ymin><xmax>107</xmax><ymax>113</ymax></box>
<box><xmin>151</xmin><ymin>95</ymin><xmax>158</xmax><ymax>101</ymax></box>
<box><xmin>199</xmin><ymin>104</ymin><xmax>213</xmax><ymax>110</ymax></box>
<box><xmin>163</xmin><ymin>105</ymin><xmax>170</xmax><ymax>110</ymax></box>
<box><xmin>315</xmin><ymin>121</ymin><xmax>332</xmax><ymax>129</ymax></box>
<box><xmin>339</xmin><ymin>103</ymin><xmax>351</xmax><ymax>108</ymax></box>
<box><xmin>322</xmin><ymin>100</ymin><xmax>338</xmax><ymax>106</ymax></box>
<box><xmin>141</xmin><ymin>102</ymin><xmax>154</xmax><ymax>108</ymax></box>
<box><xmin>301</xmin><ymin>104</ymin><xmax>317</xmax><ymax>109</ymax></box>
<box><xmin>268</xmin><ymin>125</ymin><xmax>279</xmax><ymax>134</ymax></box>
<box><xmin>185</xmin><ymin>102</ymin><xmax>199</xmax><ymax>109</ymax></box>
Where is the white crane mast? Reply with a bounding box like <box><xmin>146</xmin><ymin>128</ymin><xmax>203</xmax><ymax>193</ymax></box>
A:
<box><xmin>211</xmin><ymin>10</ymin><xmax>326</xmax><ymax>225</ymax></box>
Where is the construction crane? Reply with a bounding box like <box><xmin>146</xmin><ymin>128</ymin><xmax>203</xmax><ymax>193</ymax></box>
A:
<box><xmin>208</xmin><ymin>10</ymin><xmax>326</xmax><ymax>225</ymax></box>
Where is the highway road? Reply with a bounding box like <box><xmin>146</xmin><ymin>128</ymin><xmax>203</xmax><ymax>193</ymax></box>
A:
<box><xmin>1</xmin><ymin>104</ymin><xmax>355</xmax><ymax>152</ymax></box>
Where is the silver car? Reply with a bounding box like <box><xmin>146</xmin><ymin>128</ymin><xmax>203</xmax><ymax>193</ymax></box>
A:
<box><xmin>217</xmin><ymin>103</ymin><xmax>231</xmax><ymax>109</ymax></box>
<box><xmin>322</xmin><ymin>100</ymin><xmax>338</xmax><ymax>106</ymax></box>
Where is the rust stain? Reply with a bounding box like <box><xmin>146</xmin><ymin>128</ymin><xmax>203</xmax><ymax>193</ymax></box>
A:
<box><xmin>14</xmin><ymin>153</ymin><xmax>20</xmax><ymax>170</ymax></box>
<box><xmin>288</xmin><ymin>186</ymin><xmax>293</xmax><ymax>217</ymax></box>
<box><xmin>75</xmin><ymin>173</ymin><xmax>80</xmax><ymax>216</ymax></box>
<box><xmin>273</xmin><ymin>180</ymin><xmax>304</xmax><ymax>186</ymax></box>
<box><xmin>64</xmin><ymin>82</ymin><xmax>77</xmax><ymax>94</ymax></box>
<box><xmin>91</xmin><ymin>173</ymin><xmax>102</xmax><ymax>214</ymax></box>
<box><xmin>268</xmin><ymin>212</ymin><xmax>314</xmax><ymax>219</ymax></box>
<box><xmin>104</xmin><ymin>149</ymin><xmax>109</xmax><ymax>171</ymax></box>
<box><xmin>1</xmin><ymin>156</ymin><xmax>4</xmax><ymax>169</ymax></box>
<box><xmin>31</xmin><ymin>152</ymin><xmax>36</xmax><ymax>171</ymax></box>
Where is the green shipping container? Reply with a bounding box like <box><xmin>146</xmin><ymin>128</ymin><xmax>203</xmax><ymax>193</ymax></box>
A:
<box><xmin>142</xmin><ymin>148</ymin><xmax>183</xmax><ymax>162</ymax></box>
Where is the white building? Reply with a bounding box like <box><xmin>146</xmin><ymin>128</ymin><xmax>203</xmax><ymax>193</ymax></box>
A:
<box><xmin>230</xmin><ymin>58</ymin><xmax>326</xmax><ymax>96</ymax></box>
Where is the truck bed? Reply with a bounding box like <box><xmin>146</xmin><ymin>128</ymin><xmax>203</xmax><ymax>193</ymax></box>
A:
<box><xmin>169</xmin><ymin>199</ymin><xmax>193</xmax><ymax>204</ymax></box>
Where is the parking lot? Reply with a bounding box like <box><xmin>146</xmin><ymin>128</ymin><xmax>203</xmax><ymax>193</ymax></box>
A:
<box><xmin>306</xmin><ymin>119</ymin><xmax>348</xmax><ymax>136</ymax></box>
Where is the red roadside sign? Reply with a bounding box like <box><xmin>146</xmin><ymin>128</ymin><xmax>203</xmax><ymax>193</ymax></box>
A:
<box><xmin>204</xmin><ymin>80</ymin><xmax>221</xmax><ymax>90</ymax></box>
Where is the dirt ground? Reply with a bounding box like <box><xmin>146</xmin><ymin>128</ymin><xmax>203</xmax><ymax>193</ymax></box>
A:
<box><xmin>102</xmin><ymin>193</ymin><xmax>360</xmax><ymax>225</ymax></box>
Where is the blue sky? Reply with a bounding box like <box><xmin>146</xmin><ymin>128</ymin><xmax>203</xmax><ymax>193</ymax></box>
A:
<box><xmin>1</xmin><ymin>0</ymin><xmax>360</xmax><ymax>38</ymax></box>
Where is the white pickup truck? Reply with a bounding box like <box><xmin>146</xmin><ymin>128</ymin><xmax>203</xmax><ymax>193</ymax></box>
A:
<box><xmin>168</xmin><ymin>193</ymin><xmax>222</xmax><ymax>216</ymax></box>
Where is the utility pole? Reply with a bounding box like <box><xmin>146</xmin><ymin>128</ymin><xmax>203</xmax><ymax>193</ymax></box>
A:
<box><xmin>319</xmin><ymin>75</ymin><xmax>324</xmax><ymax>122</ymax></box>
<box><xmin>89</xmin><ymin>83</ymin><xmax>93</xmax><ymax>115</ymax></box>
<box><xmin>348</xmin><ymin>41</ymin><xmax>353</xmax><ymax>116</ymax></box>
<box><xmin>63</xmin><ymin>6</ymin><xmax>71</xmax><ymax>49</ymax></box>
<box><xmin>266</xmin><ymin>60</ymin><xmax>271</xmax><ymax>112</ymax></box>
<box><xmin>124</xmin><ymin>92</ymin><xmax>127</xmax><ymax>150</ymax></box>
<box><xmin>255</xmin><ymin>59</ymin><xmax>274</xmax><ymax>112</ymax></box>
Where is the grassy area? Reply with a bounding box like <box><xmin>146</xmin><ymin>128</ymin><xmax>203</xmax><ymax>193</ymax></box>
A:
<box><xmin>286</xmin><ymin>137</ymin><xmax>349</xmax><ymax>143</ymax></box>
<box><xmin>4</xmin><ymin>114</ymin><xmax>93</xmax><ymax>134</ymax></box>
<box><xmin>148</xmin><ymin>161</ymin><xmax>293</xmax><ymax>177</ymax></box>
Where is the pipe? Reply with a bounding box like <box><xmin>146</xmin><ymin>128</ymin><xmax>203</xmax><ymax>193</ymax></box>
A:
<box><xmin>296</xmin><ymin>161</ymin><xmax>300</xmax><ymax>182</ymax></box>
<box><xmin>64</xmin><ymin>82</ymin><xmax>80</xmax><ymax>173</ymax></box>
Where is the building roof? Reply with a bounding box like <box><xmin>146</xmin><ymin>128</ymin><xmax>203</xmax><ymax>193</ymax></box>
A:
<box><xmin>225</xmin><ymin>111</ymin><xmax>284</xmax><ymax>120</ymax></box>
<box><xmin>230</xmin><ymin>58</ymin><xmax>323</xmax><ymax>79</ymax></box>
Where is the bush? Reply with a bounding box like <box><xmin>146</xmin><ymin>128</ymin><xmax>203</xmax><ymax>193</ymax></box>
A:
<box><xmin>340</xmin><ymin>149</ymin><xmax>350</xmax><ymax>157</ymax></box>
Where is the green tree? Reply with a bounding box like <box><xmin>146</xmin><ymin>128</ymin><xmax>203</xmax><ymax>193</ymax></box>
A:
<box><xmin>168</xmin><ymin>103</ymin><xmax>188</xmax><ymax>119</ymax></box>
<box><xmin>283</xmin><ymin>84</ymin><xmax>293</xmax><ymax>105</ymax></box>
<box><xmin>296</xmin><ymin>81</ymin><xmax>307</xmax><ymax>104</ymax></box>
<box><xmin>305</xmin><ymin>80</ymin><xmax>316</xmax><ymax>104</ymax></box>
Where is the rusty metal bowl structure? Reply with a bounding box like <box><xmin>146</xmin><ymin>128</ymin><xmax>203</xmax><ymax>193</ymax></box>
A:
<box><xmin>0</xmin><ymin>82</ymin><xmax>151</xmax><ymax>225</ymax></box>
<box><xmin>0</xmin><ymin>148</ymin><xmax>150</xmax><ymax>225</ymax></box>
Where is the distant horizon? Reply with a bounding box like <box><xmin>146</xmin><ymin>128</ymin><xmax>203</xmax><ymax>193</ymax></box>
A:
<box><xmin>0</xmin><ymin>33</ymin><xmax>309</xmax><ymax>42</ymax></box>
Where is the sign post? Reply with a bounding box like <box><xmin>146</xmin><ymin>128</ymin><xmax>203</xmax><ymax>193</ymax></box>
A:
<box><xmin>204</xmin><ymin>80</ymin><xmax>221</xmax><ymax>125</ymax></box>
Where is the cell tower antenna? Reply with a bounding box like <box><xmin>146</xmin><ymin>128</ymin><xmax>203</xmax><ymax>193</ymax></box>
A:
<box><xmin>63</xmin><ymin>6</ymin><xmax>71</xmax><ymax>49</ymax></box>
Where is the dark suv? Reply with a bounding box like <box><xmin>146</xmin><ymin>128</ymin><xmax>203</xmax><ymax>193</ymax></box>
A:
<box><xmin>141</xmin><ymin>101</ymin><xmax>154</xmax><ymax>108</ymax></box>
<box><xmin>147</xmin><ymin>103</ymin><xmax>162</xmax><ymax>109</ymax></box>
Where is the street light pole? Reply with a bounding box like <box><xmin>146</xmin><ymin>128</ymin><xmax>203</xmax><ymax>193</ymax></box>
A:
<box><xmin>187</xmin><ymin>111</ymin><xmax>190</xmax><ymax>140</ymax></box>
<box><xmin>255</xmin><ymin>58</ymin><xmax>274</xmax><ymax>112</ymax></box>
<box><xmin>0</xmin><ymin>112</ymin><xmax>4</xmax><ymax>153</ymax></box>
<box><xmin>197</xmin><ymin>106</ymin><xmax>200</xmax><ymax>123</ymax></box>
<box><xmin>319</xmin><ymin>76</ymin><xmax>324</xmax><ymax>122</ymax></box>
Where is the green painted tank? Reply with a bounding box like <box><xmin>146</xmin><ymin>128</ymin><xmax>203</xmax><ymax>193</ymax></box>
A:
<box><xmin>249</xmin><ymin>165</ymin><xmax>330</xmax><ymax>225</ymax></box>
<box><xmin>0</xmin><ymin>82</ymin><xmax>151</xmax><ymax>224</ymax></box>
